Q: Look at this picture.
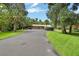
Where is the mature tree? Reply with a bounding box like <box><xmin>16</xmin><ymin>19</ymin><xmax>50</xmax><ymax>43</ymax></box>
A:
<box><xmin>0</xmin><ymin>3</ymin><xmax>28</xmax><ymax>32</ymax></box>
<box><xmin>0</xmin><ymin>4</ymin><xmax>10</xmax><ymax>32</ymax></box>
<box><xmin>59</xmin><ymin>4</ymin><xmax>79</xmax><ymax>34</ymax></box>
<box><xmin>6</xmin><ymin>3</ymin><xmax>28</xmax><ymax>32</ymax></box>
<box><xmin>47</xmin><ymin>3</ymin><xmax>79</xmax><ymax>34</ymax></box>
<box><xmin>59</xmin><ymin>7</ymin><xmax>74</xmax><ymax>33</ymax></box>
<box><xmin>47</xmin><ymin>3</ymin><xmax>69</xmax><ymax>28</ymax></box>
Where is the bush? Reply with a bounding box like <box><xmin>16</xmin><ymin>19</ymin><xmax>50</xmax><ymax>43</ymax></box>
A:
<box><xmin>45</xmin><ymin>27</ymin><xmax>54</xmax><ymax>31</ymax></box>
<box><xmin>74</xmin><ymin>29</ymin><xmax>79</xmax><ymax>32</ymax></box>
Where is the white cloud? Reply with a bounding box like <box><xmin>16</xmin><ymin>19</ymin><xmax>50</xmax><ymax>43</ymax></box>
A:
<box><xmin>73</xmin><ymin>6</ymin><xmax>79</xmax><ymax>14</ymax></box>
<box><xmin>26</xmin><ymin>3</ymin><xmax>47</xmax><ymax>13</ymax></box>
<box><xmin>31</xmin><ymin>3</ymin><xmax>39</xmax><ymax>7</ymax></box>
<box><xmin>74</xmin><ymin>9</ymin><xmax>79</xmax><ymax>14</ymax></box>
<box><xmin>27</xmin><ymin>7</ymin><xmax>47</xmax><ymax>13</ymax></box>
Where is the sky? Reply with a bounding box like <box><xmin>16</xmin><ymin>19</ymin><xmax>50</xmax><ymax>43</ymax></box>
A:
<box><xmin>25</xmin><ymin>3</ymin><xmax>48</xmax><ymax>21</ymax></box>
<box><xmin>68</xmin><ymin>3</ymin><xmax>79</xmax><ymax>14</ymax></box>
<box><xmin>25</xmin><ymin>3</ymin><xmax>79</xmax><ymax>21</ymax></box>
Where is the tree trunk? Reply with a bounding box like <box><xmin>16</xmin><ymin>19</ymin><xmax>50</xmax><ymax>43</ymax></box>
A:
<box><xmin>62</xmin><ymin>25</ymin><xmax>67</xmax><ymax>34</ymax></box>
<box><xmin>54</xmin><ymin>21</ymin><xmax>57</xmax><ymax>28</ymax></box>
<box><xmin>13</xmin><ymin>17</ymin><xmax>17</xmax><ymax>32</ymax></box>
<box><xmin>54</xmin><ymin>15</ymin><xmax>58</xmax><ymax>29</ymax></box>
<box><xmin>54</xmin><ymin>18</ymin><xmax>57</xmax><ymax>28</ymax></box>
<box><xmin>69</xmin><ymin>24</ymin><xmax>72</xmax><ymax>34</ymax></box>
<box><xmin>13</xmin><ymin>23</ymin><xmax>16</xmax><ymax>32</ymax></box>
<box><xmin>22</xmin><ymin>26</ymin><xmax>24</xmax><ymax>30</ymax></box>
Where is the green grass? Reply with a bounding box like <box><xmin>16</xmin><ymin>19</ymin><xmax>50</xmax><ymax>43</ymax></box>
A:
<box><xmin>0</xmin><ymin>30</ymin><xmax>25</xmax><ymax>40</ymax></box>
<box><xmin>47</xmin><ymin>31</ymin><xmax>79</xmax><ymax>56</ymax></box>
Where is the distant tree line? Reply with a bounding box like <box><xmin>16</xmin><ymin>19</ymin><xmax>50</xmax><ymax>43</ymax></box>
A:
<box><xmin>28</xmin><ymin>18</ymin><xmax>50</xmax><ymax>25</ymax></box>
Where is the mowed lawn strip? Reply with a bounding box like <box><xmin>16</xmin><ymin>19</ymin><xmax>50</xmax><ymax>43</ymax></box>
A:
<box><xmin>47</xmin><ymin>31</ymin><xmax>79</xmax><ymax>56</ymax></box>
<box><xmin>0</xmin><ymin>30</ymin><xmax>25</xmax><ymax>40</ymax></box>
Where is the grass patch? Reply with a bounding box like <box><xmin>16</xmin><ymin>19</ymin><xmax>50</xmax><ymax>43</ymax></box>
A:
<box><xmin>0</xmin><ymin>29</ymin><xmax>26</xmax><ymax>40</ymax></box>
<box><xmin>47</xmin><ymin>31</ymin><xmax>79</xmax><ymax>56</ymax></box>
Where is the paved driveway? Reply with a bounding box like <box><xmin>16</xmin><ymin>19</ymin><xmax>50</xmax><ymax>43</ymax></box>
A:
<box><xmin>0</xmin><ymin>29</ymin><xmax>57</xmax><ymax>56</ymax></box>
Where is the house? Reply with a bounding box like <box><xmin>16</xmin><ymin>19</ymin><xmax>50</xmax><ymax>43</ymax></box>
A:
<box><xmin>32</xmin><ymin>24</ymin><xmax>52</xmax><ymax>29</ymax></box>
<box><xmin>73</xmin><ymin>24</ymin><xmax>79</xmax><ymax>29</ymax></box>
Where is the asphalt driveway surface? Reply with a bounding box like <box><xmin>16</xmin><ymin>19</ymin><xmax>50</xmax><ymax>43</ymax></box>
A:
<box><xmin>0</xmin><ymin>29</ymin><xmax>57</xmax><ymax>56</ymax></box>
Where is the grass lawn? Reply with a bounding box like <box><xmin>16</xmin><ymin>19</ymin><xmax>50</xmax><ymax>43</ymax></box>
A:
<box><xmin>0</xmin><ymin>29</ymin><xmax>25</xmax><ymax>40</ymax></box>
<box><xmin>47</xmin><ymin>31</ymin><xmax>79</xmax><ymax>56</ymax></box>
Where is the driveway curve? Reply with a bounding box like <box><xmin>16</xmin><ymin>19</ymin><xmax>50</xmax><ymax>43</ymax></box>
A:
<box><xmin>0</xmin><ymin>29</ymin><xmax>57</xmax><ymax>56</ymax></box>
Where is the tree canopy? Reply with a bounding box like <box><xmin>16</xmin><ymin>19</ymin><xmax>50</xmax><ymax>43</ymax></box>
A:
<box><xmin>0</xmin><ymin>3</ymin><xmax>28</xmax><ymax>32</ymax></box>
<box><xmin>47</xmin><ymin>3</ymin><xmax>79</xmax><ymax>34</ymax></box>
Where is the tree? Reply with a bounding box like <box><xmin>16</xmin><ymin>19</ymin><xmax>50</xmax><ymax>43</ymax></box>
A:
<box><xmin>0</xmin><ymin>4</ymin><xmax>10</xmax><ymax>32</ymax></box>
<box><xmin>47</xmin><ymin>3</ymin><xmax>79</xmax><ymax>34</ymax></box>
<box><xmin>0</xmin><ymin>3</ymin><xmax>28</xmax><ymax>32</ymax></box>
<box><xmin>47</xmin><ymin>3</ymin><xmax>69</xmax><ymax>28</ymax></box>
<box><xmin>47</xmin><ymin>4</ymin><xmax>59</xmax><ymax>28</ymax></box>
<box><xmin>59</xmin><ymin>7</ymin><xmax>71</xmax><ymax>33</ymax></box>
<box><xmin>44</xmin><ymin>20</ymin><xmax>49</xmax><ymax>25</ymax></box>
<box><xmin>59</xmin><ymin>4</ymin><xmax>79</xmax><ymax>34</ymax></box>
<box><xmin>6</xmin><ymin>3</ymin><xmax>28</xmax><ymax>32</ymax></box>
<box><xmin>38</xmin><ymin>20</ymin><xmax>43</xmax><ymax>24</ymax></box>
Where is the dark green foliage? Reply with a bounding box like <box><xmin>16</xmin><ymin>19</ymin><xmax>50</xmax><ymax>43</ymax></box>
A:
<box><xmin>0</xmin><ymin>3</ymin><xmax>28</xmax><ymax>32</ymax></box>
<box><xmin>44</xmin><ymin>20</ymin><xmax>50</xmax><ymax>25</ymax></box>
<box><xmin>47</xmin><ymin>3</ymin><xmax>79</xmax><ymax>34</ymax></box>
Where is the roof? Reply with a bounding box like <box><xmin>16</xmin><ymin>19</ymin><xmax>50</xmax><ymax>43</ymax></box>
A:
<box><xmin>32</xmin><ymin>24</ymin><xmax>52</xmax><ymax>27</ymax></box>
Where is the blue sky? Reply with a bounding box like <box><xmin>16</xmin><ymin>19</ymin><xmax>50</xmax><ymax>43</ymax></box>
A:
<box><xmin>25</xmin><ymin>3</ymin><xmax>48</xmax><ymax>21</ymax></box>
<box><xmin>68</xmin><ymin>3</ymin><xmax>79</xmax><ymax>14</ymax></box>
<box><xmin>25</xmin><ymin>3</ymin><xmax>79</xmax><ymax>21</ymax></box>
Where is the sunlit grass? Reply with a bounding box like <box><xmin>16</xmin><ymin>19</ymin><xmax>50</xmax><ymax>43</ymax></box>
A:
<box><xmin>47</xmin><ymin>31</ymin><xmax>79</xmax><ymax>56</ymax></box>
<box><xmin>0</xmin><ymin>29</ymin><xmax>25</xmax><ymax>40</ymax></box>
